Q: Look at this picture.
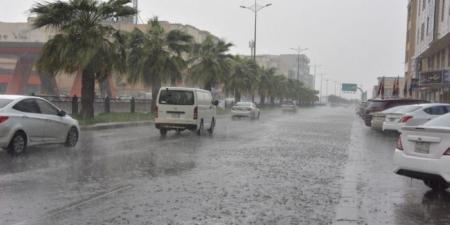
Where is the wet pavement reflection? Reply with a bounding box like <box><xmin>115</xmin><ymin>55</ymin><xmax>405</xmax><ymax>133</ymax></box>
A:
<box><xmin>1</xmin><ymin>107</ymin><xmax>449</xmax><ymax>225</ymax></box>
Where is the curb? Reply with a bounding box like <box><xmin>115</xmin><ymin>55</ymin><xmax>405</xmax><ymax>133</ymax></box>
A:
<box><xmin>81</xmin><ymin>121</ymin><xmax>153</xmax><ymax>131</ymax></box>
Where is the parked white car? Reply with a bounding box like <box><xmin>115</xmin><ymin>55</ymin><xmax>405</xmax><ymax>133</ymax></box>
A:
<box><xmin>231</xmin><ymin>102</ymin><xmax>260</xmax><ymax>120</ymax></box>
<box><xmin>155</xmin><ymin>87</ymin><xmax>218</xmax><ymax>136</ymax></box>
<box><xmin>0</xmin><ymin>95</ymin><xmax>80</xmax><ymax>155</ymax></box>
<box><xmin>382</xmin><ymin>105</ymin><xmax>423</xmax><ymax>132</ymax></box>
<box><xmin>394</xmin><ymin>113</ymin><xmax>450</xmax><ymax>190</ymax></box>
<box><xmin>398</xmin><ymin>103</ymin><xmax>450</xmax><ymax>128</ymax></box>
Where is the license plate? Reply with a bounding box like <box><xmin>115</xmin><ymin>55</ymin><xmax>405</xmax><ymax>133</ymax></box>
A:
<box><xmin>171</xmin><ymin>113</ymin><xmax>181</xmax><ymax>118</ymax></box>
<box><xmin>389</xmin><ymin>118</ymin><xmax>396</xmax><ymax>122</ymax></box>
<box><xmin>415</xmin><ymin>142</ymin><xmax>430</xmax><ymax>154</ymax></box>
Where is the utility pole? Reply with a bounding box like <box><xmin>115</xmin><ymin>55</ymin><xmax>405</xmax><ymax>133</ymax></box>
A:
<box><xmin>320</xmin><ymin>73</ymin><xmax>324</xmax><ymax>103</ymax></box>
<box><xmin>326</xmin><ymin>79</ymin><xmax>329</xmax><ymax>103</ymax></box>
<box><xmin>241</xmin><ymin>1</ymin><xmax>272</xmax><ymax>62</ymax></box>
<box><xmin>290</xmin><ymin>47</ymin><xmax>308</xmax><ymax>81</ymax></box>
<box><xmin>312</xmin><ymin>64</ymin><xmax>321</xmax><ymax>91</ymax></box>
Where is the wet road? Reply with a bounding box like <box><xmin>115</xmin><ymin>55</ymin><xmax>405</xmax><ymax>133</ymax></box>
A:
<box><xmin>0</xmin><ymin>107</ymin><xmax>448</xmax><ymax>225</ymax></box>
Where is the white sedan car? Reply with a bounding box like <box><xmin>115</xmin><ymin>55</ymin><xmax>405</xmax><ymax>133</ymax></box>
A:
<box><xmin>394</xmin><ymin>113</ymin><xmax>450</xmax><ymax>190</ymax></box>
<box><xmin>0</xmin><ymin>95</ymin><xmax>80</xmax><ymax>155</ymax></box>
<box><xmin>398</xmin><ymin>103</ymin><xmax>450</xmax><ymax>128</ymax></box>
<box><xmin>382</xmin><ymin>105</ymin><xmax>423</xmax><ymax>132</ymax></box>
<box><xmin>231</xmin><ymin>102</ymin><xmax>260</xmax><ymax>120</ymax></box>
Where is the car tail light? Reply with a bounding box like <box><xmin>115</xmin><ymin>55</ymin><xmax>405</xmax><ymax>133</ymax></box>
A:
<box><xmin>193</xmin><ymin>106</ymin><xmax>198</xmax><ymax>120</ymax></box>
<box><xmin>396</xmin><ymin>137</ymin><xmax>404</xmax><ymax>151</ymax></box>
<box><xmin>400</xmin><ymin>115</ymin><xmax>413</xmax><ymax>123</ymax></box>
<box><xmin>443</xmin><ymin>148</ymin><xmax>450</xmax><ymax>156</ymax></box>
<box><xmin>155</xmin><ymin>106</ymin><xmax>158</xmax><ymax>118</ymax></box>
<box><xmin>0</xmin><ymin>116</ymin><xmax>8</xmax><ymax>124</ymax></box>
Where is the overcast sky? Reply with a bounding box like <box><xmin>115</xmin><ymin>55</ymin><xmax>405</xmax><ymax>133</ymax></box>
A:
<box><xmin>0</xmin><ymin>0</ymin><xmax>408</xmax><ymax>97</ymax></box>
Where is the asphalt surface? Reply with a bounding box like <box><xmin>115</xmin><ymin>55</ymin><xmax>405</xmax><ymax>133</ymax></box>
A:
<box><xmin>0</xmin><ymin>107</ymin><xmax>449</xmax><ymax>225</ymax></box>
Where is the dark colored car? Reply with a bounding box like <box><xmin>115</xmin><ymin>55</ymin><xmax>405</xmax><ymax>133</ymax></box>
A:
<box><xmin>363</xmin><ymin>99</ymin><xmax>428</xmax><ymax>127</ymax></box>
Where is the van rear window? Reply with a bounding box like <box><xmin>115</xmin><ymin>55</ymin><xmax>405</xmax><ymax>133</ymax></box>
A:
<box><xmin>158</xmin><ymin>90</ymin><xmax>194</xmax><ymax>105</ymax></box>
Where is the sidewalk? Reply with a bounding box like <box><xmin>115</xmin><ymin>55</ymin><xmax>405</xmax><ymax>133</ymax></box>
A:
<box><xmin>81</xmin><ymin>121</ymin><xmax>153</xmax><ymax>131</ymax></box>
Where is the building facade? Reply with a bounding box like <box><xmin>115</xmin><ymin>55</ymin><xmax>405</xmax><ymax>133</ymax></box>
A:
<box><xmin>255</xmin><ymin>54</ymin><xmax>314</xmax><ymax>89</ymax></box>
<box><xmin>0</xmin><ymin>19</ymin><xmax>216</xmax><ymax>98</ymax></box>
<box><xmin>372</xmin><ymin>77</ymin><xmax>406</xmax><ymax>99</ymax></box>
<box><xmin>407</xmin><ymin>0</ymin><xmax>450</xmax><ymax>103</ymax></box>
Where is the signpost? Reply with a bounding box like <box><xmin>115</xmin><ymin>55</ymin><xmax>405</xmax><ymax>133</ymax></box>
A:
<box><xmin>341</xmin><ymin>83</ymin><xmax>358</xmax><ymax>92</ymax></box>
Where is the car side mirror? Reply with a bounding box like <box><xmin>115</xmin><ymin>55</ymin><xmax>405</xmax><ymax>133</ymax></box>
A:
<box><xmin>212</xmin><ymin>100</ymin><xmax>219</xmax><ymax>106</ymax></box>
<box><xmin>57</xmin><ymin>110</ymin><xmax>66</xmax><ymax>117</ymax></box>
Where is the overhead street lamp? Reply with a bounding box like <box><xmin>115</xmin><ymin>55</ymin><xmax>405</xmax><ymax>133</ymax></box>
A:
<box><xmin>240</xmin><ymin>1</ymin><xmax>273</xmax><ymax>61</ymax></box>
<box><xmin>290</xmin><ymin>47</ymin><xmax>308</xmax><ymax>81</ymax></box>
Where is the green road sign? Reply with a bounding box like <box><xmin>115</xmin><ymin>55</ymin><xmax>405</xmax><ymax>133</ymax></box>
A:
<box><xmin>342</xmin><ymin>83</ymin><xmax>358</xmax><ymax>92</ymax></box>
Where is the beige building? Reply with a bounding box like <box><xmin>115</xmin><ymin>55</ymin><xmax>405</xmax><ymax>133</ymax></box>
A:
<box><xmin>408</xmin><ymin>0</ymin><xmax>450</xmax><ymax>103</ymax></box>
<box><xmin>255</xmin><ymin>54</ymin><xmax>314</xmax><ymax>89</ymax></box>
<box><xmin>0</xmin><ymin>19</ymin><xmax>216</xmax><ymax>97</ymax></box>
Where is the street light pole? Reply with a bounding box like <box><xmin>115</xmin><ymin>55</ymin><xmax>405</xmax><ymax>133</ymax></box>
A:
<box><xmin>241</xmin><ymin>1</ymin><xmax>272</xmax><ymax>61</ymax></box>
<box><xmin>320</xmin><ymin>73</ymin><xmax>324</xmax><ymax>103</ymax></box>
<box><xmin>290</xmin><ymin>47</ymin><xmax>308</xmax><ymax>81</ymax></box>
<box><xmin>312</xmin><ymin>64</ymin><xmax>321</xmax><ymax>91</ymax></box>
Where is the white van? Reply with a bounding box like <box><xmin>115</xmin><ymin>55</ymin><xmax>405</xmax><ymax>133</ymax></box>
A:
<box><xmin>155</xmin><ymin>87</ymin><xmax>218</xmax><ymax>136</ymax></box>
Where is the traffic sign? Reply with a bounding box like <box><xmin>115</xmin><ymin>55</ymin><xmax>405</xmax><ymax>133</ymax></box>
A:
<box><xmin>342</xmin><ymin>83</ymin><xmax>358</xmax><ymax>92</ymax></box>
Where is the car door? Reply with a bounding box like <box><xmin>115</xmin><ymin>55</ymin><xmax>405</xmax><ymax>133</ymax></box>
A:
<box><xmin>11</xmin><ymin>99</ymin><xmax>47</xmax><ymax>144</ymax></box>
<box><xmin>36</xmin><ymin>99</ymin><xmax>68</xmax><ymax>143</ymax></box>
<box><xmin>198</xmin><ymin>92</ymin><xmax>210</xmax><ymax>127</ymax></box>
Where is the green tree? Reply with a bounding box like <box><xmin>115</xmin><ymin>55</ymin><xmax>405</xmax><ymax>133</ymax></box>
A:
<box><xmin>126</xmin><ymin>18</ymin><xmax>193</xmax><ymax>112</ymax></box>
<box><xmin>189</xmin><ymin>36</ymin><xmax>233</xmax><ymax>91</ymax></box>
<box><xmin>31</xmin><ymin>0</ymin><xmax>137</xmax><ymax>119</ymax></box>
<box><xmin>258</xmin><ymin>67</ymin><xmax>276</xmax><ymax>105</ymax></box>
<box><xmin>225</xmin><ymin>56</ymin><xmax>258</xmax><ymax>102</ymax></box>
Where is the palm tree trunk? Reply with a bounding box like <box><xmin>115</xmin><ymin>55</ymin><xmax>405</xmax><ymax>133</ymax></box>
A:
<box><xmin>80</xmin><ymin>68</ymin><xmax>95</xmax><ymax>119</ymax></box>
<box><xmin>151</xmin><ymin>75</ymin><xmax>161</xmax><ymax>113</ymax></box>
<box><xmin>171</xmin><ymin>77</ymin><xmax>177</xmax><ymax>86</ymax></box>
<box><xmin>260</xmin><ymin>94</ymin><xmax>266</xmax><ymax>106</ymax></box>
<box><xmin>270</xmin><ymin>96</ymin><xmax>274</xmax><ymax>105</ymax></box>
<box><xmin>235</xmin><ymin>91</ymin><xmax>241</xmax><ymax>102</ymax></box>
<box><xmin>204</xmin><ymin>82</ymin><xmax>212</xmax><ymax>91</ymax></box>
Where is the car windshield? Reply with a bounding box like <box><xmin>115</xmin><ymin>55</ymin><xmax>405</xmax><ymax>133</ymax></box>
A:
<box><xmin>423</xmin><ymin>114</ymin><xmax>450</xmax><ymax>128</ymax></box>
<box><xmin>236</xmin><ymin>102</ymin><xmax>252</xmax><ymax>107</ymax></box>
<box><xmin>158</xmin><ymin>90</ymin><xmax>194</xmax><ymax>105</ymax></box>
<box><xmin>0</xmin><ymin>99</ymin><xmax>12</xmax><ymax>109</ymax></box>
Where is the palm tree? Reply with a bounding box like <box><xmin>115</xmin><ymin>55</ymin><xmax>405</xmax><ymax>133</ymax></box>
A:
<box><xmin>225</xmin><ymin>56</ymin><xmax>258</xmax><ymax>102</ymax></box>
<box><xmin>126</xmin><ymin>18</ymin><xmax>193</xmax><ymax>112</ymax></box>
<box><xmin>258</xmin><ymin>67</ymin><xmax>276</xmax><ymax>106</ymax></box>
<box><xmin>31</xmin><ymin>0</ymin><xmax>136</xmax><ymax>119</ymax></box>
<box><xmin>189</xmin><ymin>36</ymin><xmax>233</xmax><ymax>91</ymax></box>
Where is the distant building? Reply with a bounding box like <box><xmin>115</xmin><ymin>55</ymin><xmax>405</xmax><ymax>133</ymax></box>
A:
<box><xmin>373</xmin><ymin>77</ymin><xmax>405</xmax><ymax>99</ymax></box>
<box><xmin>404</xmin><ymin>0</ymin><xmax>418</xmax><ymax>99</ymax></box>
<box><xmin>254</xmin><ymin>54</ymin><xmax>315</xmax><ymax>89</ymax></box>
<box><xmin>0</xmin><ymin>20</ymin><xmax>216</xmax><ymax>97</ymax></box>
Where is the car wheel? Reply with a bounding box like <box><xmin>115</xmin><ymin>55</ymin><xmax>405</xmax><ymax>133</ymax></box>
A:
<box><xmin>197</xmin><ymin>120</ymin><xmax>204</xmax><ymax>136</ymax></box>
<box><xmin>65</xmin><ymin>127</ymin><xmax>79</xmax><ymax>147</ymax></box>
<box><xmin>424</xmin><ymin>179</ymin><xmax>449</xmax><ymax>191</ymax></box>
<box><xmin>7</xmin><ymin>132</ymin><xmax>27</xmax><ymax>155</ymax></box>
<box><xmin>160</xmin><ymin>128</ymin><xmax>167</xmax><ymax>137</ymax></box>
<box><xmin>208</xmin><ymin>118</ymin><xmax>215</xmax><ymax>135</ymax></box>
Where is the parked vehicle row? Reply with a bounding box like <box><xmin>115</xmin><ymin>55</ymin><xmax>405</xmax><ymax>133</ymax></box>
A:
<box><xmin>358</xmin><ymin>99</ymin><xmax>450</xmax><ymax>191</ymax></box>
